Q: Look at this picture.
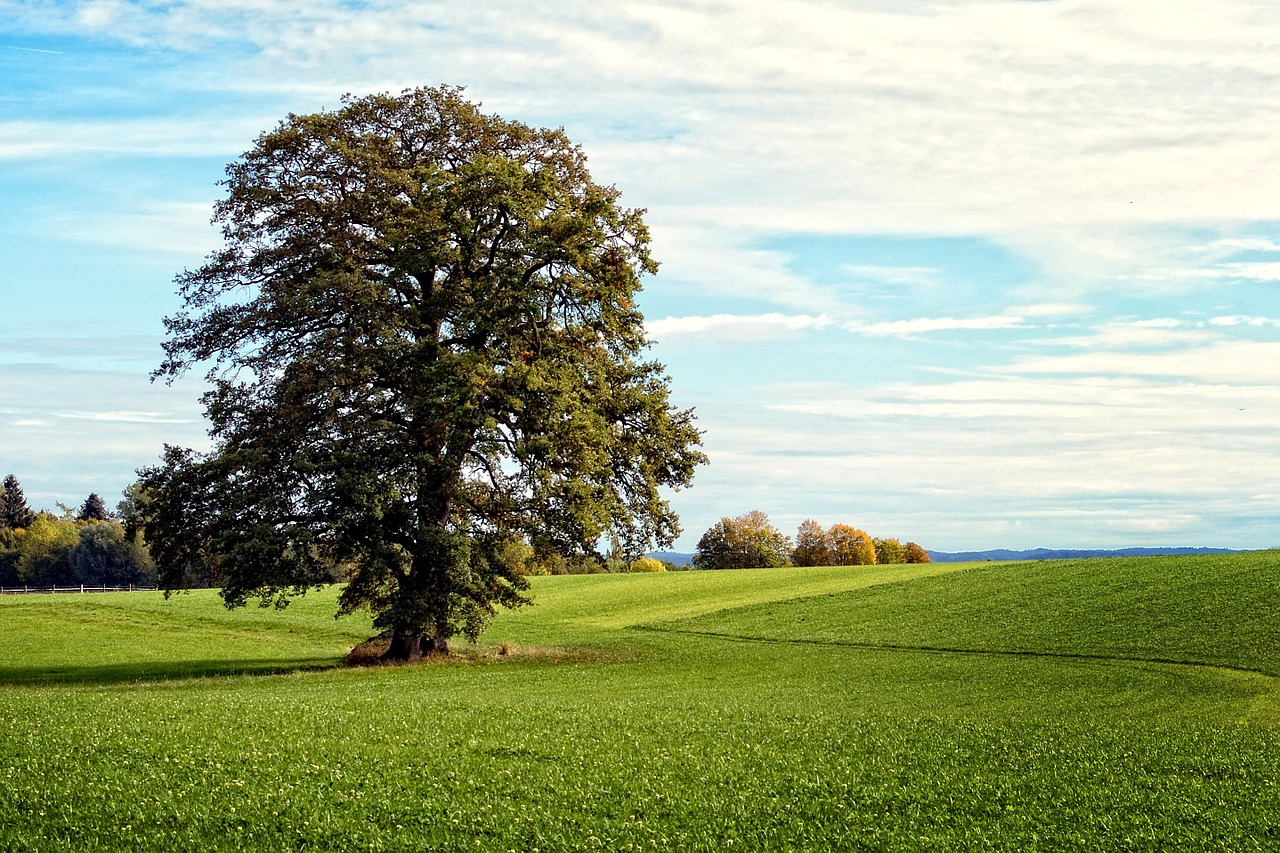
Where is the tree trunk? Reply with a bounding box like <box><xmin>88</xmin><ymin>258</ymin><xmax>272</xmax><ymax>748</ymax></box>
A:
<box><xmin>383</xmin><ymin>625</ymin><xmax>424</xmax><ymax>661</ymax></box>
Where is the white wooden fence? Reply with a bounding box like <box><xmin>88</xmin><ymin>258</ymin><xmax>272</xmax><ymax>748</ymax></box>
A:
<box><xmin>0</xmin><ymin>584</ymin><xmax>156</xmax><ymax>595</ymax></box>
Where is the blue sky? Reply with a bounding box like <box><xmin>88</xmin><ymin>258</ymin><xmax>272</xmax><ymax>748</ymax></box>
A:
<box><xmin>4</xmin><ymin>1</ymin><xmax>1280</xmax><ymax>551</ymax></box>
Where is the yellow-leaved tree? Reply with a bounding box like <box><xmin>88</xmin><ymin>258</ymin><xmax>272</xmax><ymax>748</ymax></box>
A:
<box><xmin>827</xmin><ymin>524</ymin><xmax>876</xmax><ymax>566</ymax></box>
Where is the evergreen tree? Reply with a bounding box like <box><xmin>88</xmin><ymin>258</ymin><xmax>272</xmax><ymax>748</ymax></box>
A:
<box><xmin>2</xmin><ymin>475</ymin><xmax>35</xmax><ymax>530</ymax></box>
<box><xmin>78</xmin><ymin>493</ymin><xmax>109</xmax><ymax>522</ymax></box>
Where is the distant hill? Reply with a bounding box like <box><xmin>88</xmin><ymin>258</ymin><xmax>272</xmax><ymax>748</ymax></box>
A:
<box><xmin>649</xmin><ymin>551</ymin><xmax>695</xmax><ymax>567</ymax></box>
<box><xmin>926</xmin><ymin>546</ymin><xmax>1242</xmax><ymax>562</ymax></box>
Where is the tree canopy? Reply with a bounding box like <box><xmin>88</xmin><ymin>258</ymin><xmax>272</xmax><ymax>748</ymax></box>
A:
<box><xmin>693</xmin><ymin>510</ymin><xmax>792</xmax><ymax>569</ymax></box>
<box><xmin>903</xmin><ymin>541</ymin><xmax>932</xmax><ymax>563</ymax></box>
<box><xmin>873</xmin><ymin>536</ymin><xmax>906</xmax><ymax>566</ymax></box>
<box><xmin>827</xmin><ymin>524</ymin><xmax>876</xmax><ymax>566</ymax></box>
<box><xmin>792</xmin><ymin>518</ymin><xmax>830</xmax><ymax>567</ymax></box>
<box><xmin>139</xmin><ymin>86</ymin><xmax>705</xmax><ymax>660</ymax></box>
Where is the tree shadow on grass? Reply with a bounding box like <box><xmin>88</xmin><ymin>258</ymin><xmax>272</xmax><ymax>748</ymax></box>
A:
<box><xmin>0</xmin><ymin>657</ymin><xmax>346</xmax><ymax>687</ymax></box>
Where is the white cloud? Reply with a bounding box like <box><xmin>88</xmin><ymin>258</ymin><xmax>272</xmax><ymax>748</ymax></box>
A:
<box><xmin>60</xmin><ymin>411</ymin><xmax>193</xmax><ymax>424</ymax></box>
<box><xmin>1007</xmin><ymin>303</ymin><xmax>1088</xmax><ymax>318</ymax></box>
<box><xmin>1215</xmin><ymin>262</ymin><xmax>1280</xmax><ymax>281</ymax></box>
<box><xmin>1050</xmin><ymin>322</ymin><xmax>1206</xmax><ymax>350</ymax></box>
<box><xmin>1008</xmin><ymin>340</ymin><xmax>1280</xmax><ymax>383</ymax></box>
<box><xmin>854</xmin><ymin>315</ymin><xmax>1026</xmax><ymax>337</ymax></box>
<box><xmin>647</xmin><ymin>312</ymin><xmax>833</xmax><ymax>342</ymax></box>
<box><xmin>0</xmin><ymin>363</ymin><xmax>209</xmax><ymax>510</ymax></box>
<box><xmin>839</xmin><ymin>265</ymin><xmax>942</xmax><ymax>287</ymax></box>
<box><xmin>1188</xmin><ymin>237</ymin><xmax>1280</xmax><ymax>254</ymax></box>
<box><xmin>0</xmin><ymin>118</ymin><xmax>268</xmax><ymax>160</ymax></box>
<box><xmin>1210</xmin><ymin>315</ymin><xmax>1280</xmax><ymax>327</ymax></box>
<box><xmin>40</xmin><ymin>201</ymin><xmax>220</xmax><ymax>256</ymax></box>
<box><xmin>643</xmin><ymin>218</ymin><xmax>834</xmax><ymax>312</ymax></box>
<box><xmin>74</xmin><ymin>0</ymin><xmax>128</xmax><ymax>31</ymax></box>
<box><xmin>743</xmin><ymin>366</ymin><xmax>1280</xmax><ymax>547</ymax></box>
<box><xmin>16</xmin><ymin>0</ymin><xmax>1280</xmax><ymax>237</ymax></box>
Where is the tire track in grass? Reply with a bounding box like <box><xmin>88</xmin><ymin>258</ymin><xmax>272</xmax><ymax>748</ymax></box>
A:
<box><xmin>637</xmin><ymin>624</ymin><xmax>1280</xmax><ymax>681</ymax></box>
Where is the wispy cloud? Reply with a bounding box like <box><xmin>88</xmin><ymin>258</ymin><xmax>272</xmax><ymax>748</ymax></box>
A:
<box><xmin>0</xmin><ymin>118</ymin><xmax>267</xmax><ymax>160</ymax></box>
<box><xmin>37</xmin><ymin>201</ymin><xmax>220</xmax><ymax>256</ymax></box>
<box><xmin>648</xmin><ymin>312</ymin><xmax>833</xmax><ymax>342</ymax></box>
<box><xmin>60</xmin><ymin>411</ymin><xmax>193</xmax><ymax>424</ymax></box>
<box><xmin>1210</xmin><ymin>315</ymin><xmax>1280</xmax><ymax>327</ymax></box>
<box><xmin>1008</xmin><ymin>340</ymin><xmax>1280</xmax><ymax>384</ymax></box>
<box><xmin>854</xmin><ymin>314</ymin><xmax>1027</xmax><ymax>337</ymax></box>
<box><xmin>839</xmin><ymin>265</ymin><xmax>942</xmax><ymax>288</ymax></box>
<box><xmin>1</xmin><ymin>45</ymin><xmax>65</xmax><ymax>54</ymax></box>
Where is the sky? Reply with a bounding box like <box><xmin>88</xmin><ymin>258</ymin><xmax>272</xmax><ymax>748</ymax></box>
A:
<box><xmin>3</xmin><ymin>0</ymin><xmax>1280</xmax><ymax>552</ymax></box>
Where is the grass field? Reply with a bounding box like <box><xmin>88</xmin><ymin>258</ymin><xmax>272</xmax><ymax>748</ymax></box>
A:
<box><xmin>1</xmin><ymin>554</ymin><xmax>1278</xmax><ymax>850</ymax></box>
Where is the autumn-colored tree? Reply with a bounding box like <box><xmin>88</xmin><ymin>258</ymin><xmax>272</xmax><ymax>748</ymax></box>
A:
<box><xmin>827</xmin><ymin>523</ymin><xmax>876</xmax><ymax>566</ymax></box>
<box><xmin>694</xmin><ymin>510</ymin><xmax>792</xmax><ymax>569</ymax></box>
<box><xmin>792</xmin><ymin>518</ymin><xmax>830</xmax><ymax>567</ymax></box>
<box><xmin>873</xmin><ymin>537</ymin><xmax>906</xmax><ymax>565</ymax></box>
<box><xmin>628</xmin><ymin>556</ymin><xmax>667</xmax><ymax>573</ymax></box>
<box><xmin>903</xmin><ymin>541</ymin><xmax>931</xmax><ymax>563</ymax></box>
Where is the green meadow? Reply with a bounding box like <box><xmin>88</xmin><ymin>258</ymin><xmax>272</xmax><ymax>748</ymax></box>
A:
<box><xmin>2</xmin><ymin>554</ymin><xmax>1279</xmax><ymax>851</ymax></box>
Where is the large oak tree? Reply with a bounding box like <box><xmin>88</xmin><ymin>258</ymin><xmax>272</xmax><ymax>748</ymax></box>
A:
<box><xmin>140</xmin><ymin>87</ymin><xmax>705</xmax><ymax>660</ymax></box>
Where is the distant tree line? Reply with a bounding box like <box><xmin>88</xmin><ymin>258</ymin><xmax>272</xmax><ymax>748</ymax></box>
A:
<box><xmin>694</xmin><ymin>510</ymin><xmax>929</xmax><ymax>570</ymax></box>
<box><xmin>1</xmin><ymin>473</ymin><xmax>921</xmax><ymax>585</ymax></box>
<box><xmin>0</xmin><ymin>475</ymin><xmax>155</xmax><ymax>588</ymax></box>
<box><xmin>1</xmin><ymin>474</ymin><xmax>677</xmax><ymax>587</ymax></box>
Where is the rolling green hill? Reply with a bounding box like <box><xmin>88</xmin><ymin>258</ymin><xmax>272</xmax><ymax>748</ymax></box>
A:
<box><xmin>652</xmin><ymin>552</ymin><xmax>1280</xmax><ymax>676</ymax></box>
<box><xmin>0</xmin><ymin>553</ymin><xmax>1277</xmax><ymax>850</ymax></box>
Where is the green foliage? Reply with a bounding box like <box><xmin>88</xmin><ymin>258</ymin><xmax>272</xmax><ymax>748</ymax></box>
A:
<box><xmin>67</xmin><ymin>521</ymin><xmax>155</xmax><ymax>587</ymax></box>
<box><xmin>0</xmin><ymin>554</ymin><xmax>1279</xmax><ymax>850</ymax></box>
<box><xmin>873</xmin><ymin>536</ymin><xmax>906</xmax><ymax>564</ymax></box>
<box><xmin>140</xmin><ymin>86</ymin><xmax>705</xmax><ymax>659</ymax></box>
<box><xmin>14</xmin><ymin>514</ymin><xmax>80</xmax><ymax>585</ymax></box>
<box><xmin>0</xmin><ymin>527</ymin><xmax>18</xmax><ymax>585</ymax></box>
<box><xmin>0</xmin><ymin>508</ymin><xmax>156</xmax><ymax>589</ymax></box>
<box><xmin>693</xmin><ymin>510</ymin><xmax>792</xmax><ymax>569</ymax></box>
